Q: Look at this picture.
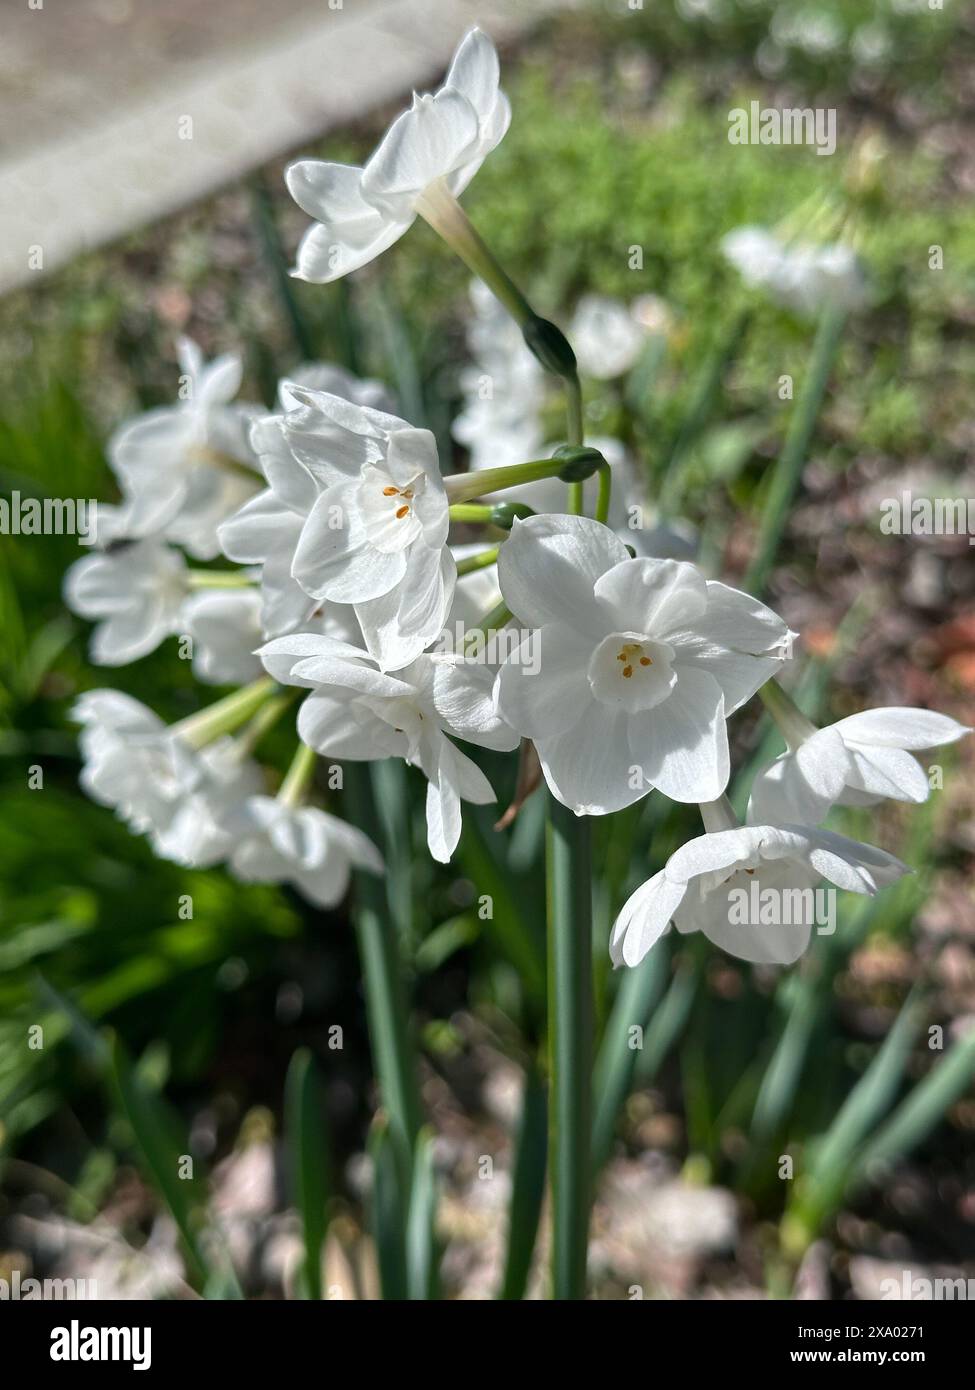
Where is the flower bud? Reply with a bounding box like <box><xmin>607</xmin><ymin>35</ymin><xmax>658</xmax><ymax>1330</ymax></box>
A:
<box><xmin>489</xmin><ymin>501</ymin><xmax>535</xmax><ymax>529</ymax></box>
<box><xmin>553</xmin><ymin>444</ymin><xmax>607</xmax><ymax>483</ymax></box>
<box><xmin>522</xmin><ymin>315</ymin><xmax>577</xmax><ymax>377</ymax></box>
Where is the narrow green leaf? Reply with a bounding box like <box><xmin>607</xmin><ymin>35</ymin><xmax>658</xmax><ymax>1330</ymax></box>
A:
<box><xmin>500</xmin><ymin>1062</ymin><xmax>547</xmax><ymax>1301</ymax></box>
<box><xmin>285</xmin><ymin>1046</ymin><xmax>331</xmax><ymax>1301</ymax></box>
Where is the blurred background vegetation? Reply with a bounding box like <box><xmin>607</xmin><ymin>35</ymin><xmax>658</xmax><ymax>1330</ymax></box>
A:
<box><xmin>1</xmin><ymin>0</ymin><xmax>973</xmax><ymax>1298</ymax></box>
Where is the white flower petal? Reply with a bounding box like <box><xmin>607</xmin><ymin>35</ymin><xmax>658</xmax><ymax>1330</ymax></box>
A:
<box><xmin>610</xmin><ymin>870</ymin><xmax>686</xmax><ymax>968</ymax></box>
<box><xmin>833</xmin><ymin>706</ymin><xmax>971</xmax><ymax>751</ymax></box>
<box><xmin>498</xmin><ymin>513</ymin><xmax>627</xmax><ymax>631</ymax></box>
<box><xmin>629</xmin><ymin>666</ymin><xmax>729</xmax><ymax>804</ymax></box>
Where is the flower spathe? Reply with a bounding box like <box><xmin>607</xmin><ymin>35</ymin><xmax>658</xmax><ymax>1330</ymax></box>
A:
<box><xmin>748</xmin><ymin>705</ymin><xmax>971</xmax><ymax>826</ymax></box>
<box><xmin>610</xmin><ymin>821</ymin><xmax>910</xmax><ymax>969</ymax></box>
<box><xmin>286</xmin><ymin>28</ymin><xmax>509</xmax><ymax>284</ymax></box>
<box><xmin>227</xmin><ymin>797</ymin><xmax>383</xmax><ymax>907</ymax></box>
<box><xmin>494</xmin><ymin>514</ymin><xmax>795</xmax><ymax>814</ymax></box>
<box><xmin>258</xmin><ymin>633</ymin><xmax>518</xmax><ymax>863</ymax></box>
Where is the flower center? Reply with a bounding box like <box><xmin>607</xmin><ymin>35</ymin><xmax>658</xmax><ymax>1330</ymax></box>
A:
<box><xmin>588</xmin><ymin>632</ymin><xmax>677</xmax><ymax>711</ymax></box>
<box><xmin>359</xmin><ymin>465</ymin><xmax>426</xmax><ymax>553</ymax></box>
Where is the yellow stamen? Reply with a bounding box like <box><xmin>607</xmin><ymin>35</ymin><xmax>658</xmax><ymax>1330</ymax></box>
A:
<box><xmin>395</xmin><ymin>505</ymin><xmax>410</xmax><ymax>519</ymax></box>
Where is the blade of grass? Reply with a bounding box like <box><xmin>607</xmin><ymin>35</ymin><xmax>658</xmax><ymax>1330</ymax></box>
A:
<box><xmin>546</xmin><ymin>794</ymin><xmax>593</xmax><ymax>1299</ymax></box>
<box><xmin>591</xmin><ymin>936</ymin><xmax>671</xmax><ymax>1175</ymax></box>
<box><xmin>745</xmin><ymin>305</ymin><xmax>846</xmax><ymax>596</ymax></box>
<box><xmin>499</xmin><ymin>1060</ymin><xmax>547</xmax><ymax>1301</ymax></box>
<box><xmin>406</xmin><ymin>1127</ymin><xmax>440</xmax><ymax>1300</ymax></box>
<box><xmin>285</xmin><ymin>1046</ymin><xmax>331</xmax><ymax>1301</ymax></box>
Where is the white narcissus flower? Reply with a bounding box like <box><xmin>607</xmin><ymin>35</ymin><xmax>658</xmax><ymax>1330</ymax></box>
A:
<box><xmin>108</xmin><ymin>338</ymin><xmax>262</xmax><ymax>559</ymax></box>
<box><xmin>721</xmin><ymin>226</ymin><xmax>869</xmax><ymax>317</ymax></box>
<box><xmin>494</xmin><ymin>515</ymin><xmax>795</xmax><ymax>814</ymax></box>
<box><xmin>180</xmin><ymin>588</ymin><xmax>264</xmax><ymax>686</ymax></box>
<box><xmin>221</xmin><ymin>388</ymin><xmax>455</xmax><ymax>670</ymax></box>
<box><xmin>569</xmin><ymin>295</ymin><xmax>649</xmax><ymax>380</ymax></box>
<box><xmin>286</xmin><ymin>28</ymin><xmax>509</xmax><ymax>283</ymax></box>
<box><xmin>227</xmin><ymin>798</ymin><xmax>383</xmax><ymax>907</ymax></box>
<box><xmin>64</xmin><ymin>539</ymin><xmax>188</xmax><ymax>666</ymax></box>
<box><xmin>71</xmin><ymin>691</ymin><xmax>261</xmax><ymax>865</ymax></box>
<box><xmin>259</xmin><ymin>634</ymin><xmax>519</xmax><ymax>863</ymax></box>
<box><xmin>220</xmin><ymin>368</ymin><xmax>399</xmax><ymax>639</ymax></box>
<box><xmin>611</xmin><ymin>823</ymin><xmax>909</xmax><ymax>968</ymax></box>
<box><xmin>748</xmin><ymin>706</ymin><xmax>971</xmax><ymax>826</ymax></box>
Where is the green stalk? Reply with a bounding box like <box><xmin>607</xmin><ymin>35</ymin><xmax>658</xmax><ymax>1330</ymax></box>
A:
<box><xmin>564</xmin><ymin>373</ymin><xmax>585</xmax><ymax>515</ymax></box>
<box><xmin>415</xmin><ymin>179</ymin><xmax>533</xmax><ymax>327</ymax></box>
<box><xmin>345</xmin><ymin>764</ymin><xmax>423</xmax><ymax>1164</ymax></box>
<box><xmin>445</xmin><ymin>456</ymin><xmax>584</xmax><ymax>503</ymax></box>
<box><xmin>185</xmin><ymin>569</ymin><xmax>255</xmax><ymax>589</ymax></box>
<box><xmin>545</xmin><ymin>794</ymin><xmax>593</xmax><ymax>1299</ymax></box>
<box><xmin>455</xmin><ymin>545</ymin><xmax>500</xmax><ymax>576</ymax></box>
<box><xmin>500</xmin><ymin>1061</ymin><xmax>548</xmax><ymax>1300</ymax></box>
<box><xmin>745</xmin><ymin>306</ymin><xmax>846</xmax><ymax>595</ymax></box>
<box><xmin>172</xmin><ymin>676</ymin><xmax>276</xmax><ymax>749</ymax></box>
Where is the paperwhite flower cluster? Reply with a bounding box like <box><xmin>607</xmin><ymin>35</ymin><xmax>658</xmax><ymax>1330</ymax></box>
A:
<box><xmin>65</xmin><ymin>28</ymin><xmax>968</xmax><ymax>966</ymax></box>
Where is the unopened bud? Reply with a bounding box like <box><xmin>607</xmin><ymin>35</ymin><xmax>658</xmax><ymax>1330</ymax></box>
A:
<box><xmin>522</xmin><ymin>315</ymin><xmax>577</xmax><ymax>377</ymax></box>
<box><xmin>553</xmin><ymin>444</ymin><xmax>607</xmax><ymax>483</ymax></box>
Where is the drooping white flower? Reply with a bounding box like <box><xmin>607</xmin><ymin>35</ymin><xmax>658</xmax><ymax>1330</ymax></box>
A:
<box><xmin>180</xmin><ymin>587</ymin><xmax>264</xmax><ymax>686</ymax></box>
<box><xmin>107</xmin><ymin>337</ymin><xmax>262</xmax><ymax>559</ymax></box>
<box><xmin>721</xmin><ymin>226</ymin><xmax>869</xmax><ymax>317</ymax></box>
<box><xmin>259</xmin><ymin>634</ymin><xmax>519</xmax><ymax>862</ymax></box>
<box><xmin>286</xmin><ymin>28</ymin><xmax>509</xmax><ymax>283</ymax></box>
<box><xmin>611</xmin><ymin>820</ymin><xmax>909</xmax><ymax>968</ymax></box>
<box><xmin>220</xmin><ymin>388</ymin><xmax>455</xmax><ymax>669</ymax></box>
<box><xmin>749</xmin><ymin>705</ymin><xmax>971</xmax><ymax>826</ymax></box>
<box><xmin>226</xmin><ymin>798</ymin><xmax>383</xmax><ymax>907</ymax></box>
<box><xmin>494</xmin><ymin>514</ymin><xmax>795</xmax><ymax>814</ymax></box>
<box><xmin>72</xmin><ymin>690</ymin><xmax>262</xmax><ymax>865</ymax></box>
<box><xmin>64</xmin><ymin>539</ymin><xmax>188</xmax><ymax>666</ymax></box>
<box><xmin>569</xmin><ymin>295</ymin><xmax>649</xmax><ymax>380</ymax></box>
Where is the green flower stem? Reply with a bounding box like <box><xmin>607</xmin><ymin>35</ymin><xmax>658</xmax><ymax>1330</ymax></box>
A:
<box><xmin>745</xmin><ymin>305</ymin><xmax>846</xmax><ymax>596</ymax></box>
<box><xmin>172</xmin><ymin>676</ymin><xmax>276</xmax><ymax>749</ymax></box>
<box><xmin>758</xmin><ymin>679</ymin><xmax>819</xmax><ymax>752</ymax></box>
<box><xmin>415</xmin><ymin>179</ymin><xmax>534</xmax><ymax>327</ymax></box>
<box><xmin>277</xmin><ymin>741</ymin><xmax>318</xmax><ymax>809</ymax></box>
<box><xmin>237</xmin><ymin>691</ymin><xmax>296</xmax><ymax>756</ymax></box>
<box><xmin>564</xmin><ymin>373</ymin><xmax>585</xmax><ymax>515</ymax></box>
<box><xmin>185</xmin><ymin>569</ymin><xmax>255</xmax><ymax>589</ymax></box>
<box><xmin>456</xmin><ymin>546</ymin><xmax>500</xmax><ymax>577</ymax></box>
<box><xmin>545</xmin><ymin>794</ymin><xmax>593</xmax><ymax>1299</ymax></box>
<box><xmin>463</xmin><ymin>600</ymin><xmax>512</xmax><ymax>654</ymax></box>
<box><xmin>445</xmin><ymin>457</ymin><xmax>578</xmax><ymax>503</ymax></box>
<box><xmin>346</xmin><ymin>764</ymin><xmax>423</xmax><ymax>1168</ymax></box>
<box><xmin>594</xmin><ymin>462</ymin><xmax>612</xmax><ymax>525</ymax></box>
